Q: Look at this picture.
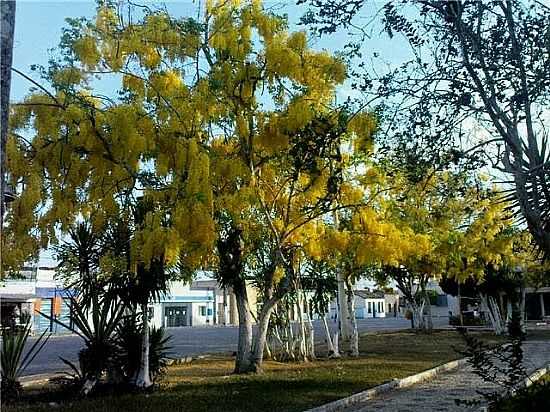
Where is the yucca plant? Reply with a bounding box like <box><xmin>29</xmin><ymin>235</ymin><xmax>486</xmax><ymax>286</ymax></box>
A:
<box><xmin>148</xmin><ymin>326</ymin><xmax>172</xmax><ymax>382</ymax></box>
<box><xmin>114</xmin><ymin>312</ymin><xmax>172</xmax><ymax>384</ymax></box>
<box><xmin>1</xmin><ymin>321</ymin><xmax>50</xmax><ymax>401</ymax></box>
<box><xmin>39</xmin><ymin>292</ymin><xmax>126</xmax><ymax>395</ymax></box>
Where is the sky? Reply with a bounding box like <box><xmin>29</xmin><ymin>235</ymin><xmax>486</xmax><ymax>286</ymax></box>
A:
<box><xmin>10</xmin><ymin>0</ymin><xmax>414</xmax><ymax>267</ymax></box>
<box><xmin>11</xmin><ymin>0</ymin><xmax>413</xmax><ymax>101</ymax></box>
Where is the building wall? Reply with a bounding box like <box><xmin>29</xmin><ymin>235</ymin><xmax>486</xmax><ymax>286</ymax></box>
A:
<box><xmin>358</xmin><ymin>299</ymin><xmax>386</xmax><ymax>318</ymax></box>
<box><xmin>191</xmin><ymin>279</ymin><xmax>258</xmax><ymax>326</ymax></box>
<box><xmin>0</xmin><ymin>266</ymin><xmax>67</xmax><ymax>333</ymax></box>
<box><xmin>149</xmin><ymin>281</ymin><xmax>215</xmax><ymax>328</ymax></box>
<box><xmin>384</xmin><ymin>294</ymin><xmax>400</xmax><ymax>317</ymax></box>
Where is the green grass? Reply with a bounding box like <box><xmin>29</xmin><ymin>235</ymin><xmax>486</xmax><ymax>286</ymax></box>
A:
<box><xmin>5</xmin><ymin>330</ymin><xmax>505</xmax><ymax>412</ymax></box>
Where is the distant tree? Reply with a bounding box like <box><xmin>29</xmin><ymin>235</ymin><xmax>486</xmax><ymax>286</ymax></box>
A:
<box><xmin>300</xmin><ymin>0</ymin><xmax>550</xmax><ymax>258</ymax></box>
<box><xmin>302</xmin><ymin>258</ymin><xmax>339</xmax><ymax>356</ymax></box>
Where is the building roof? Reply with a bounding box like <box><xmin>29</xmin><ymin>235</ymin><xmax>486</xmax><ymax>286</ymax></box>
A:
<box><xmin>190</xmin><ymin>279</ymin><xmax>218</xmax><ymax>290</ymax></box>
<box><xmin>354</xmin><ymin>290</ymin><xmax>385</xmax><ymax>300</ymax></box>
<box><xmin>0</xmin><ymin>294</ymin><xmax>36</xmax><ymax>301</ymax></box>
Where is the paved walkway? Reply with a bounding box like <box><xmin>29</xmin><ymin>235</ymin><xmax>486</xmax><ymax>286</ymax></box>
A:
<box><xmin>345</xmin><ymin>341</ymin><xmax>550</xmax><ymax>412</ymax></box>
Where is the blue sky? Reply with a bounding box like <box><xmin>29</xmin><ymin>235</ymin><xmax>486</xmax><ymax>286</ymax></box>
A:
<box><xmin>12</xmin><ymin>1</ymin><xmax>412</xmax><ymax>101</ymax></box>
<box><xmin>10</xmin><ymin>1</ymin><xmax>411</xmax><ymax>266</ymax></box>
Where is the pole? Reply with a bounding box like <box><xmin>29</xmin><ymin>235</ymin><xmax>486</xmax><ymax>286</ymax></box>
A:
<box><xmin>1</xmin><ymin>0</ymin><xmax>16</xmax><ymax>276</ymax></box>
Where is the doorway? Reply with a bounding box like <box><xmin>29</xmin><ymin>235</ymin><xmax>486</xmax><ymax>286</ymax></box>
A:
<box><xmin>164</xmin><ymin>305</ymin><xmax>188</xmax><ymax>327</ymax></box>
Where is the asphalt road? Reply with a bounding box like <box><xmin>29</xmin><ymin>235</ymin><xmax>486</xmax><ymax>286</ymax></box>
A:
<box><xmin>22</xmin><ymin>316</ymin><xmax>448</xmax><ymax>377</ymax></box>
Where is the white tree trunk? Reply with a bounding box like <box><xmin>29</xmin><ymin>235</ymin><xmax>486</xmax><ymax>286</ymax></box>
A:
<box><xmin>411</xmin><ymin>301</ymin><xmax>426</xmax><ymax>331</ymax></box>
<box><xmin>234</xmin><ymin>284</ymin><xmax>253</xmax><ymax>373</ymax></box>
<box><xmin>287</xmin><ymin>312</ymin><xmax>297</xmax><ymax>359</ymax></box>
<box><xmin>489</xmin><ymin>296</ymin><xmax>504</xmax><ymax>333</ymax></box>
<box><xmin>424</xmin><ymin>291</ymin><xmax>433</xmax><ymax>331</ymax></box>
<box><xmin>333</xmin><ymin>331</ymin><xmax>340</xmax><ymax>356</ymax></box>
<box><xmin>322</xmin><ymin>314</ymin><xmax>339</xmax><ymax>357</ymax></box>
<box><xmin>333</xmin><ymin>212</ymin><xmax>352</xmax><ymax>346</ymax></box>
<box><xmin>296</xmin><ymin>292</ymin><xmax>308</xmax><ymax>360</ymax></box>
<box><xmin>81</xmin><ymin>378</ymin><xmax>98</xmax><ymax>396</ymax></box>
<box><xmin>346</xmin><ymin>285</ymin><xmax>359</xmax><ymax>357</ymax></box>
<box><xmin>249</xmin><ymin>299</ymin><xmax>277</xmax><ymax>372</ymax></box>
<box><xmin>520</xmin><ymin>287</ymin><xmax>527</xmax><ymax>333</ymax></box>
<box><xmin>135</xmin><ymin>303</ymin><xmax>152</xmax><ymax>388</ymax></box>
<box><xmin>337</xmin><ymin>272</ymin><xmax>351</xmax><ymax>344</ymax></box>
<box><xmin>480</xmin><ymin>294</ymin><xmax>497</xmax><ymax>334</ymax></box>
<box><xmin>304</xmin><ymin>296</ymin><xmax>316</xmax><ymax>360</ymax></box>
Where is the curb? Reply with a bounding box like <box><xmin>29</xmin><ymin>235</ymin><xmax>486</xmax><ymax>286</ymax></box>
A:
<box><xmin>523</xmin><ymin>363</ymin><xmax>549</xmax><ymax>389</ymax></box>
<box><xmin>21</xmin><ymin>373</ymin><xmax>61</xmax><ymax>388</ymax></box>
<box><xmin>304</xmin><ymin>357</ymin><xmax>468</xmax><ymax>412</ymax></box>
<box><xmin>165</xmin><ymin>354</ymin><xmax>209</xmax><ymax>366</ymax></box>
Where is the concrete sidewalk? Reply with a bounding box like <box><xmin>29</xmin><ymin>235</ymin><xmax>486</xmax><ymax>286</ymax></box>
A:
<box><xmin>340</xmin><ymin>341</ymin><xmax>550</xmax><ymax>412</ymax></box>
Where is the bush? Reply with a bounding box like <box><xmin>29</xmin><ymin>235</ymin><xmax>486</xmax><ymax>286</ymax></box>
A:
<box><xmin>114</xmin><ymin>312</ymin><xmax>173</xmax><ymax>384</ymax></box>
<box><xmin>449</xmin><ymin>315</ymin><xmax>486</xmax><ymax>326</ymax></box>
<box><xmin>491</xmin><ymin>377</ymin><xmax>550</xmax><ymax>411</ymax></box>
<box><xmin>427</xmin><ymin>290</ymin><xmax>438</xmax><ymax>305</ymax></box>
<box><xmin>1</xmin><ymin>321</ymin><xmax>50</xmax><ymax>401</ymax></box>
<box><xmin>455</xmin><ymin>329</ymin><xmax>527</xmax><ymax>409</ymax></box>
<box><xmin>41</xmin><ymin>294</ymin><xmax>126</xmax><ymax>395</ymax></box>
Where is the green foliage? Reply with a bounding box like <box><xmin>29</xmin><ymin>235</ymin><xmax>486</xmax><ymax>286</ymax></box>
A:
<box><xmin>1</xmin><ymin>321</ymin><xmax>50</xmax><ymax>401</ymax></box>
<box><xmin>302</xmin><ymin>259</ymin><xmax>337</xmax><ymax>316</ymax></box>
<box><xmin>114</xmin><ymin>313</ymin><xmax>172</xmax><ymax>383</ymax></box>
<box><xmin>40</xmin><ymin>294</ymin><xmax>126</xmax><ymax>388</ymax></box>
<box><xmin>493</xmin><ymin>376</ymin><xmax>550</xmax><ymax>412</ymax></box>
<box><xmin>456</xmin><ymin>329</ymin><xmax>527</xmax><ymax>408</ymax></box>
<box><xmin>426</xmin><ymin>290</ymin><xmax>438</xmax><ymax>306</ymax></box>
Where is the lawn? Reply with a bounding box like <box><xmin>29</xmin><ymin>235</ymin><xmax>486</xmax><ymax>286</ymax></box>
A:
<box><xmin>5</xmin><ymin>329</ymin><xmax>506</xmax><ymax>412</ymax></box>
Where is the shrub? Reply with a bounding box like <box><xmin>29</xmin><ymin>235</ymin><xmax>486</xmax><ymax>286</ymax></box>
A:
<box><xmin>40</xmin><ymin>294</ymin><xmax>126</xmax><ymax>395</ymax></box>
<box><xmin>114</xmin><ymin>313</ymin><xmax>172</xmax><ymax>384</ymax></box>
<box><xmin>455</xmin><ymin>329</ymin><xmax>527</xmax><ymax>408</ymax></box>
<box><xmin>449</xmin><ymin>315</ymin><xmax>485</xmax><ymax>327</ymax></box>
<box><xmin>1</xmin><ymin>321</ymin><xmax>50</xmax><ymax>401</ymax></box>
<box><xmin>492</xmin><ymin>377</ymin><xmax>550</xmax><ymax>412</ymax></box>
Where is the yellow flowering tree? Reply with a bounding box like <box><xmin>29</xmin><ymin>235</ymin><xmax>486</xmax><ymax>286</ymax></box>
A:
<box><xmin>201</xmin><ymin>0</ymin><xmax>378</xmax><ymax>371</ymax></box>
<box><xmin>370</xmin><ymin>171</ymin><xmax>516</xmax><ymax>331</ymax></box>
<box><xmin>317</xmin><ymin>166</ymin><xmax>432</xmax><ymax>350</ymax></box>
<box><xmin>6</xmin><ymin>4</ymin><xmax>217</xmax><ymax>387</ymax></box>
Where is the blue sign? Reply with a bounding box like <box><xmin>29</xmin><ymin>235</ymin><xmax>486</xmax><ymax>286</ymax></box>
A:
<box><xmin>35</xmin><ymin>287</ymin><xmax>76</xmax><ymax>298</ymax></box>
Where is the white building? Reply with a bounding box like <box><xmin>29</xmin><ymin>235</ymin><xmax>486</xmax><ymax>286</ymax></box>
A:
<box><xmin>353</xmin><ymin>290</ymin><xmax>387</xmax><ymax>319</ymax></box>
<box><xmin>149</xmin><ymin>278</ymin><xmax>258</xmax><ymax>328</ymax></box>
<box><xmin>149</xmin><ymin>281</ymin><xmax>215</xmax><ymax>328</ymax></box>
<box><xmin>1</xmin><ymin>266</ymin><xmax>257</xmax><ymax>332</ymax></box>
<box><xmin>329</xmin><ymin>289</ymin><xmax>399</xmax><ymax>320</ymax></box>
<box><xmin>0</xmin><ymin>266</ymin><xmax>72</xmax><ymax>334</ymax></box>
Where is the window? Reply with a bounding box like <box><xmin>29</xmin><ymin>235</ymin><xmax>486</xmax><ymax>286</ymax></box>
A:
<box><xmin>199</xmin><ymin>306</ymin><xmax>207</xmax><ymax>316</ymax></box>
<box><xmin>388</xmin><ymin>303</ymin><xmax>392</xmax><ymax>312</ymax></box>
<box><xmin>378</xmin><ymin>302</ymin><xmax>382</xmax><ymax>312</ymax></box>
<box><xmin>368</xmin><ymin>302</ymin><xmax>372</xmax><ymax>313</ymax></box>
